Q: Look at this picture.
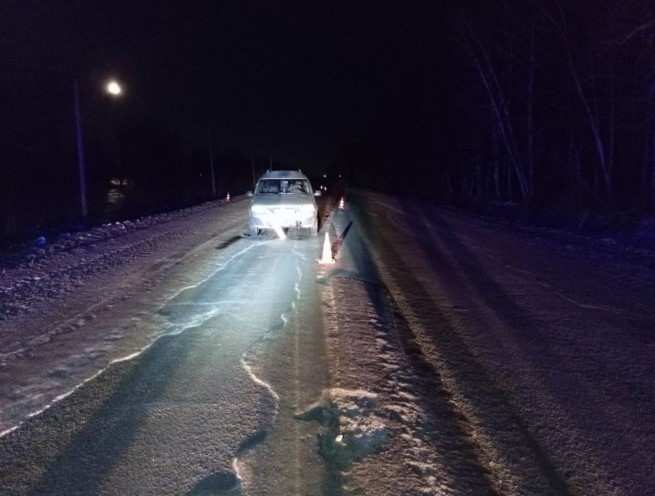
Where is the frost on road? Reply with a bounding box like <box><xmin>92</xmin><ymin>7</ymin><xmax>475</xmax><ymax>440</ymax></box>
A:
<box><xmin>0</xmin><ymin>199</ymin><xmax>330</xmax><ymax>495</ymax></box>
<box><xmin>318</xmin><ymin>192</ymin><xmax>655</xmax><ymax>496</ymax></box>
<box><xmin>1</xmin><ymin>192</ymin><xmax>654</xmax><ymax>495</ymax></box>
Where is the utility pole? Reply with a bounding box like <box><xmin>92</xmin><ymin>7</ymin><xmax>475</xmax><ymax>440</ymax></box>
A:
<box><xmin>208</xmin><ymin>126</ymin><xmax>217</xmax><ymax>198</ymax></box>
<box><xmin>269</xmin><ymin>155</ymin><xmax>273</xmax><ymax>170</ymax></box>
<box><xmin>72</xmin><ymin>78</ymin><xmax>123</xmax><ymax>221</ymax></box>
<box><xmin>250</xmin><ymin>157</ymin><xmax>256</xmax><ymax>189</ymax></box>
<box><xmin>73</xmin><ymin>79</ymin><xmax>88</xmax><ymax>219</ymax></box>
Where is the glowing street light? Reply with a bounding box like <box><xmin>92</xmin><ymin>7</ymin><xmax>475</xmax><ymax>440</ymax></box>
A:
<box><xmin>74</xmin><ymin>77</ymin><xmax>125</xmax><ymax>220</ymax></box>
<box><xmin>105</xmin><ymin>79</ymin><xmax>123</xmax><ymax>96</ymax></box>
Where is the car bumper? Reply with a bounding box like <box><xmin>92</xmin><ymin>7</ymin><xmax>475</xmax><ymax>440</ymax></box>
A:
<box><xmin>249</xmin><ymin>212</ymin><xmax>316</xmax><ymax>230</ymax></box>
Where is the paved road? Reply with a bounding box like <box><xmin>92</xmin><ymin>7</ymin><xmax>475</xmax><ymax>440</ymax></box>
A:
<box><xmin>3</xmin><ymin>191</ymin><xmax>654</xmax><ymax>496</ymax></box>
<box><xmin>0</xmin><ymin>232</ymin><xmax>333</xmax><ymax>495</ymax></box>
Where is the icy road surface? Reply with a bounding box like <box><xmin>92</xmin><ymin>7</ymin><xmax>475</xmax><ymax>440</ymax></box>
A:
<box><xmin>1</xmin><ymin>191</ymin><xmax>655</xmax><ymax>495</ymax></box>
<box><xmin>0</xmin><ymin>198</ymin><xmax>332</xmax><ymax>495</ymax></box>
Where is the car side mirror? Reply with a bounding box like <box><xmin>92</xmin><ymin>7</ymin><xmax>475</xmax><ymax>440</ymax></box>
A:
<box><xmin>247</xmin><ymin>191</ymin><xmax>253</xmax><ymax>197</ymax></box>
<box><xmin>314</xmin><ymin>190</ymin><xmax>322</xmax><ymax>197</ymax></box>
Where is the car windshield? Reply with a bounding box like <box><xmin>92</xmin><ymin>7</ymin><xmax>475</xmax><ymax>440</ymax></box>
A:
<box><xmin>256</xmin><ymin>179</ymin><xmax>311</xmax><ymax>195</ymax></box>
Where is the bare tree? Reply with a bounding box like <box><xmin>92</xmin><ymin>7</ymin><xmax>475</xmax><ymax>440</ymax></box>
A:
<box><xmin>464</xmin><ymin>23</ymin><xmax>531</xmax><ymax>201</ymax></box>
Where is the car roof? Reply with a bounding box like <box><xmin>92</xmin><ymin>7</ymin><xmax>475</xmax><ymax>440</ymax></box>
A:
<box><xmin>258</xmin><ymin>170</ymin><xmax>309</xmax><ymax>181</ymax></box>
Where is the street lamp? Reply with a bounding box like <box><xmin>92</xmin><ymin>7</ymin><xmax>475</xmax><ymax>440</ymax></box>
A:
<box><xmin>73</xmin><ymin>78</ymin><xmax>124</xmax><ymax>220</ymax></box>
<box><xmin>105</xmin><ymin>79</ymin><xmax>123</xmax><ymax>97</ymax></box>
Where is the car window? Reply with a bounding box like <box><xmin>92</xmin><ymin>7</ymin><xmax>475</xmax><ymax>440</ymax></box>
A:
<box><xmin>258</xmin><ymin>180</ymin><xmax>281</xmax><ymax>194</ymax></box>
<box><xmin>257</xmin><ymin>179</ymin><xmax>310</xmax><ymax>195</ymax></box>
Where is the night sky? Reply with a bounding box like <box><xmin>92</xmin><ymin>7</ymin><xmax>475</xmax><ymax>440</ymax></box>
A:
<box><xmin>2</xmin><ymin>1</ymin><xmax>454</xmax><ymax>170</ymax></box>
<box><xmin>8</xmin><ymin>0</ymin><xmax>646</xmax><ymax>240</ymax></box>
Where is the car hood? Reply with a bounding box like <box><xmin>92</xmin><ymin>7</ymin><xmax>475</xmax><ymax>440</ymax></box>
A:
<box><xmin>251</xmin><ymin>194</ymin><xmax>315</xmax><ymax>208</ymax></box>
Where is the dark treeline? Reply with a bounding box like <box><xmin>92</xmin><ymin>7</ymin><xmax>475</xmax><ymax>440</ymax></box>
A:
<box><xmin>1</xmin><ymin>104</ymin><xmax>256</xmax><ymax>241</ymax></box>
<box><xmin>5</xmin><ymin>1</ymin><xmax>655</xmax><ymax>241</ymax></box>
<box><xmin>341</xmin><ymin>0</ymin><xmax>655</xmax><ymax>219</ymax></box>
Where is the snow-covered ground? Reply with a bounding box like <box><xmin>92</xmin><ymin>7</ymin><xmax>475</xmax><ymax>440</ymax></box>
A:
<box><xmin>0</xmin><ymin>197</ymin><xmax>249</xmax><ymax>435</ymax></box>
<box><xmin>317</xmin><ymin>191</ymin><xmax>655</xmax><ymax>495</ymax></box>
<box><xmin>0</xmin><ymin>196</ymin><xmax>331</xmax><ymax>495</ymax></box>
<box><xmin>1</xmin><ymin>190</ymin><xmax>654</xmax><ymax>495</ymax></box>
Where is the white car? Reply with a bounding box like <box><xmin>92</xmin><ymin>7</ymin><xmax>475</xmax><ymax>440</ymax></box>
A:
<box><xmin>248</xmin><ymin>170</ymin><xmax>320</xmax><ymax>237</ymax></box>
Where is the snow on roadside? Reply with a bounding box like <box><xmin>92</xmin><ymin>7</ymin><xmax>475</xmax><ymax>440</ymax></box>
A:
<box><xmin>315</xmin><ymin>199</ymin><xmax>589</xmax><ymax>496</ymax></box>
<box><xmin>0</xmin><ymin>196</ymin><xmax>250</xmax><ymax>435</ymax></box>
<box><xmin>295</xmin><ymin>387</ymin><xmax>390</xmax><ymax>470</ymax></box>
<box><xmin>315</xmin><ymin>210</ymin><xmax>451</xmax><ymax>496</ymax></box>
<box><xmin>2</xmin><ymin>198</ymin><xmax>234</xmax><ymax>265</ymax></box>
<box><xmin>344</xmin><ymin>192</ymin><xmax>655</xmax><ymax>496</ymax></box>
<box><xmin>0</xmin><ymin>197</ymin><xmax>240</xmax><ymax>321</ymax></box>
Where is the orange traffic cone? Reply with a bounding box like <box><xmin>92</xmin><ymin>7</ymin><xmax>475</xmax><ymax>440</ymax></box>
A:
<box><xmin>319</xmin><ymin>232</ymin><xmax>334</xmax><ymax>264</ymax></box>
<box><xmin>338</xmin><ymin>197</ymin><xmax>345</xmax><ymax>209</ymax></box>
<box><xmin>226</xmin><ymin>192</ymin><xmax>231</xmax><ymax>202</ymax></box>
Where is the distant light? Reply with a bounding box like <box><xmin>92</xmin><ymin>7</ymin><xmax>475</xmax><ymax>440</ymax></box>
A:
<box><xmin>322</xmin><ymin>173</ymin><xmax>327</xmax><ymax>178</ymax></box>
<box><xmin>105</xmin><ymin>80</ymin><xmax>123</xmax><ymax>96</ymax></box>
